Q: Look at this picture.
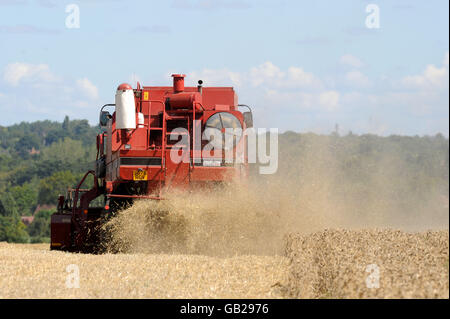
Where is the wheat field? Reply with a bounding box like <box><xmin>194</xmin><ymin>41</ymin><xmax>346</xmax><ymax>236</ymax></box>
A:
<box><xmin>0</xmin><ymin>241</ymin><xmax>289</xmax><ymax>298</ymax></box>
<box><xmin>285</xmin><ymin>229</ymin><xmax>449</xmax><ymax>298</ymax></box>
<box><xmin>1</xmin><ymin>228</ymin><xmax>448</xmax><ymax>298</ymax></box>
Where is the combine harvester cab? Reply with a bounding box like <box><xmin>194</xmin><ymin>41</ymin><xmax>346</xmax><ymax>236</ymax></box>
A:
<box><xmin>50</xmin><ymin>74</ymin><xmax>253</xmax><ymax>253</ymax></box>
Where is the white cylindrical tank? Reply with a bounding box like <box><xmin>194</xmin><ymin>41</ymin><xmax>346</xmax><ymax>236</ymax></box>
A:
<box><xmin>115</xmin><ymin>83</ymin><xmax>136</xmax><ymax>129</ymax></box>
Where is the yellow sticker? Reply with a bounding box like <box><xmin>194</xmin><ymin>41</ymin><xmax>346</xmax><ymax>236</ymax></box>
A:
<box><xmin>143</xmin><ymin>91</ymin><xmax>149</xmax><ymax>101</ymax></box>
<box><xmin>133</xmin><ymin>170</ymin><xmax>147</xmax><ymax>181</ymax></box>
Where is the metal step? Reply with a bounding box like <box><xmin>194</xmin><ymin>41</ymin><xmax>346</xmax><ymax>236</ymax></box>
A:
<box><xmin>166</xmin><ymin>115</ymin><xmax>189</xmax><ymax>121</ymax></box>
<box><xmin>166</xmin><ymin>131</ymin><xmax>188</xmax><ymax>135</ymax></box>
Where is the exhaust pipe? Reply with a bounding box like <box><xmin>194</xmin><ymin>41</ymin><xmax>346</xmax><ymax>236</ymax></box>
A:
<box><xmin>172</xmin><ymin>74</ymin><xmax>185</xmax><ymax>93</ymax></box>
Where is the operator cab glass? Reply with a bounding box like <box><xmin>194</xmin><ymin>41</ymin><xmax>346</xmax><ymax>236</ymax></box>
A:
<box><xmin>204</xmin><ymin>112</ymin><xmax>242</xmax><ymax>150</ymax></box>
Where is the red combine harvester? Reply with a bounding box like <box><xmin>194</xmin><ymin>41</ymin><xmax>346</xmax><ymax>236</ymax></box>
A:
<box><xmin>50</xmin><ymin>74</ymin><xmax>253</xmax><ymax>252</ymax></box>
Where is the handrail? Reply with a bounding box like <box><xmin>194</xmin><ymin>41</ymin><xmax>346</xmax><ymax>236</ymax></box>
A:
<box><xmin>98</xmin><ymin>104</ymin><xmax>115</xmax><ymax>128</ymax></box>
<box><xmin>147</xmin><ymin>99</ymin><xmax>165</xmax><ymax>149</ymax></box>
<box><xmin>193</xmin><ymin>102</ymin><xmax>197</xmax><ymax>171</ymax></box>
<box><xmin>237</xmin><ymin>104</ymin><xmax>252</xmax><ymax>112</ymax></box>
<box><xmin>72</xmin><ymin>170</ymin><xmax>98</xmax><ymax>215</ymax></box>
<box><xmin>161</xmin><ymin>105</ymin><xmax>167</xmax><ymax>197</ymax></box>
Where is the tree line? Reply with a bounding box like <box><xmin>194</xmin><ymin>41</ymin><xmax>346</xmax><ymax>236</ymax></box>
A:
<box><xmin>0</xmin><ymin>116</ymin><xmax>99</xmax><ymax>242</ymax></box>
<box><xmin>0</xmin><ymin>116</ymin><xmax>448</xmax><ymax>242</ymax></box>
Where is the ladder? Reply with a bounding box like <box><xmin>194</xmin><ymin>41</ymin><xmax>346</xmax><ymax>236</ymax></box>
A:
<box><xmin>159</xmin><ymin>108</ymin><xmax>196</xmax><ymax>196</ymax></box>
<box><xmin>147</xmin><ymin>100</ymin><xmax>198</xmax><ymax>197</ymax></box>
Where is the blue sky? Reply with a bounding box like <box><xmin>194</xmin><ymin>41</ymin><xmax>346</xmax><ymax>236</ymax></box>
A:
<box><xmin>0</xmin><ymin>0</ymin><xmax>448</xmax><ymax>136</ymax></box>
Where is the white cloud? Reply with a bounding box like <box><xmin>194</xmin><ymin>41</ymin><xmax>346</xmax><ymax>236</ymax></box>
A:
<box><xmin>263</xmin><ymin>90</ymin><xmax>316</xmax><ymax>110</ymax></box>
<box><xmin>345</xmin><ymin>70</ymin><xmax>371</xmax><ymax>88</ymax></box>
<box><xmin>340</xmin><ymin>54</ymin><xmax>364</xmax><ymax>68</ymax></box>
<box><xmin>286</xmin><ymin>67</ymin><xmax>322</xmax><ymax>89</ymax></box>
<box><xmin>1</xmin><ymin>53</ymin><xmax>448</xmax><ymax>136</ymax></box>
<box><xmin>3</xmin><ymin>62</ymin><xmax>98</xmax><ymax>100</ymax></box>
<box><xmin>248</xmin><ymin>62</ymin><xmax>322</xmax><ymax>89</ymax></box>
<box><xmin>402</xmin><ymin>51</ymin><xmax>449</xmax><ymax>90</ymax></box>
<box><xmin>184</xmin><ymin>54</ymin><xmax>448</xmax><ymax>135</ymax></box>
<box><xmin>318</xmin><ymin>90</ymin><xmax>340</xmax><ymax>111</ymax></box>
<box><xmin>188</xmin><ymin>62</ymin><xmax>322</xmax><ymax>90</ymax></box>
<box><xmin>189</xmin><ymin>61</ymin><xmax>323</xmax><ymax>92</ymax></box>
<box><xmin>249</xmin><ymin>61</ymin><xmax>284</xmax><ymax>87</ymax></box>
<box><xmin>189</xmin><ymin>68</ymin><xmax>243</xmax><ymax>87</ymax></box>
<box><xmin>76</xmin><ymin>78</ymin><xmax>99</xmax><ymax>100</ymax></box>
<box><xmin>1</xmin><ymin>62</ymin><xmax>101</xmax><ymax>124</ymax></box>
<box><xmin>261</xmin><ymin>89</ymin><xmax>340</xmax><ymax>113</ymax></box>
<box><xmin>3</xmin><ymin>62</ymin><xmax>59</xmax><ymax>86</ymax></box>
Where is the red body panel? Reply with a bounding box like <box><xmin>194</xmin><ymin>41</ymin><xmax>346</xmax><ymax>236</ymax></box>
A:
<box><xmin>50</xmin><ymin>214</ymin><xmax>71</xmax><ymax>250</ymax></box>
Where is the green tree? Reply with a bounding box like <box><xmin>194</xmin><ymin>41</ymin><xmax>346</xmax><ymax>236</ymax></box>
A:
<box><xmin>27</xmin><ymin>209</ymin><xmax>52</xmax><ymax>242</ymax></box>
<box><xmin>14</xmin><ymin>134</ymin><xmax>40</xmax><ymax>158</ymax></box>
<box><xmin>37</xmin><ymin>170</ymin><xmax>79</xmax><ymax>205</ymax></box>
<box><xmin>10</xmin><ymin>183</ymin><xmax>38</xmax><ymax>216</ymax></box>
<box><xmin>62</xmin><ymin>115</ymin><xmax>70</xmax><ymax>131</ymax></box>
<box><xmin>0</xmin><ymin>216</ymin><xmax>29</xmax><ymax>243</ymax></box>
<box><xmin>0</xmin><ymin>192</ymin><xmax>18</xmax><ymax>217</ymax></box>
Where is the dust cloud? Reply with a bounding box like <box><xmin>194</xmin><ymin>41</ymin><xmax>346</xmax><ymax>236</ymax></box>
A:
<box><xmin>104</xmin><ymin>134</ymin><xmax>449</xmax><ymax>256</ymax></box>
